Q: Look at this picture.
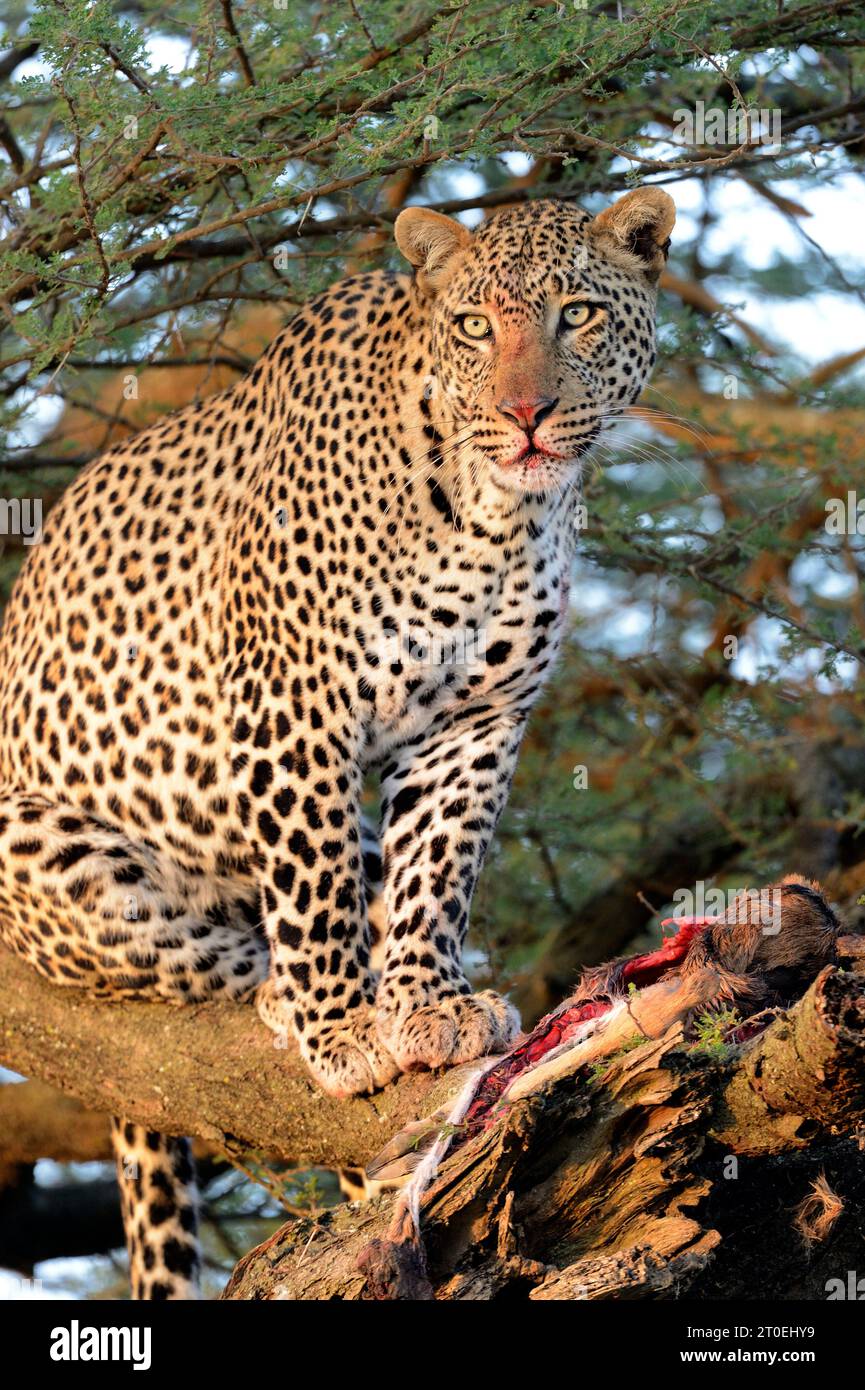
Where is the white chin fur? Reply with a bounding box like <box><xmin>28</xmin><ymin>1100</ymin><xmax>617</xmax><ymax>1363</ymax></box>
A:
<box><xmin>490</xmin><ymin>458</ymin><xmax>575</xmax><ymax>494</ymax></box>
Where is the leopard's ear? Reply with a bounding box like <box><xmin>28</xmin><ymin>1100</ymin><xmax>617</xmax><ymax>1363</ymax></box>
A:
<box><xmin>587</xmin><ymin>187</ymin><xmax>675</xmax><ymax>283</ymax></box>
<box><xmin>395</xmin><ymin>207</ymin><xmax>472</xmax><ymax>296</ymax></box>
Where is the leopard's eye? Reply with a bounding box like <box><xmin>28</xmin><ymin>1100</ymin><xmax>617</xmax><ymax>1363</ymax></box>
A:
<box><xmin>457</xmin><ymin>314</ymin><xmax>492</xmax><ymax>340</ymax></box>
<box><xmin>560</xmin><ymin>302</ymin><xmax>599</xmax><ymax>331</ymax></box>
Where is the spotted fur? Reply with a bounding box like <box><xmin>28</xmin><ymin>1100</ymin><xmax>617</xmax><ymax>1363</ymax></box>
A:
<box><xmin>110</xmin><ymin>1120</ymin><xmax>200</xmax><ymax>1299</ymax></box>
<box><xmin>0</xmin><ymin>190</ymin><xmax>674</xmax><ymax>1295</ymax></box>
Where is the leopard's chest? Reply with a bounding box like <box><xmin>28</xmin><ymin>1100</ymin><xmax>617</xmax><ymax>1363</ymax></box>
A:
<box><xmin>360</xmin><ymin>522</ymin><xmax>572</xmax><ymax>762</ymax></box>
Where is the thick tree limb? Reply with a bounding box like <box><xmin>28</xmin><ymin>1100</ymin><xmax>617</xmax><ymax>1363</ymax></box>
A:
<box><xmin>713</xmin><ymin>963</ymin><xmax>865</xmax><ymax>1154</ymax></box>
<box><xmin>0</xmin><ymin>1079</ymin><xmax>242</xmax><ymax>1165</ymax></box>
<box><xmin>223</xmin><ymin>963</ymin><xmax>865</xmax><ymax>1300</ymax></box>
<box><xmin>0</xmin><ymin>948</ymin><xmax>447</xmax><ymax>1168</ymax></box>
<box><xmin>0</xmin><ymin>1080</ymin><xmax>112</xmax><ymax>1164</ymax></box>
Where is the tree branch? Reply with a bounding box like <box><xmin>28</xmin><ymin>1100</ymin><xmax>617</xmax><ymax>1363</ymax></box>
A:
<box><xmin>0</xmin><ymin>947</ymin><xmax>453</xmax><ymax>1168</ymax></box>
<box><xmin>0</xmin><ymin>1080</ymin><xmax>112</xmax><ymax>1164</ymax></box>
<box><xmin>0</xmin><ymin>42</ymin><xmax>39</xmax><ymax>83</ymax></box>
<box><xmin>220</xmin><ymin>0</ymin><xmax>256</xmax><ymax>87</ymax></box>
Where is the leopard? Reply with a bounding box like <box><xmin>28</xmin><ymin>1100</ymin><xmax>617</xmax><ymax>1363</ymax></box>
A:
<box><xmin>0</xmin><ymin>186</ymin><xmax>675</xmax><ymax>1296</ymax></box>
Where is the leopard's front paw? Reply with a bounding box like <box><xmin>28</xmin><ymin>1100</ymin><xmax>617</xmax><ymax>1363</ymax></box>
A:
<box><xmin>377</xmin><ymin>989</ymin><xmax>521</xmax><ymax>1072</ymax></box>
<box><xmin>303</xmin><ymin>1008</ymin><xmax>401</xmax><ymax>1097</ymax></box>
<box><xmin>257</xmin><ymin>981</ymin><xmax>399</xmax><ymax>1097</ymax></box>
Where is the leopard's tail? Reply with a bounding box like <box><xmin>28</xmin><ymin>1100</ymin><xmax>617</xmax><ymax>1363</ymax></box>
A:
<box><xmin>110</xmin><ymin>1118</ymin><xmax>201</xmax><ymax>1299</ymax></box>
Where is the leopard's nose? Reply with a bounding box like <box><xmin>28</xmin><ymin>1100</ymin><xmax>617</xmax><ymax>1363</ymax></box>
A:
<box><xmin>496</xmin><ymin>396</ymin><xmax>559</xmax><ymax>432</ymax></box>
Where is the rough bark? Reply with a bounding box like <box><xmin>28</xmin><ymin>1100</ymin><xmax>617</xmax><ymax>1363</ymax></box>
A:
<box><xmin>223</xmin><ymin>961</ymin><xmax>865</xmax><ymax>1300</ymax></box>
<box><xmin>0</xmin><ymin>947</ymin><xmax>450</xmax><ymax>1167</ymax></box>
<box><xmin>712</xmin><ymin>964</ymin><xmax>865</xmax><ymax>1154</ymax></box>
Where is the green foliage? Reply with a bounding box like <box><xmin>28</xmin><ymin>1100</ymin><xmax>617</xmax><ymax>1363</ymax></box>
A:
<box><xmin>689</xmin><ymin>1006</ymin><xmax>741</xmax><ymax>1059</ymax></box>
<box><xmin>1</xmin><ymin>0</ymin><xmax>863</xmax><ymax>443</ymax></box>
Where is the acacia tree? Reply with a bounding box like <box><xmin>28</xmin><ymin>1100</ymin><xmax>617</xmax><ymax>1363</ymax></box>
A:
<box><xmin>1</xmin><ymin>0</ymin><xmax>865</xmax><ymax>1296</ymax></box>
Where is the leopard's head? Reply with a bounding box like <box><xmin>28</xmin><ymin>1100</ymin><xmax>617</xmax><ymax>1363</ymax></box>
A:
<box><xmin>396</xmin><ymin>191</ymin><xmax>675</xmax><ymax>496</ymax></box>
